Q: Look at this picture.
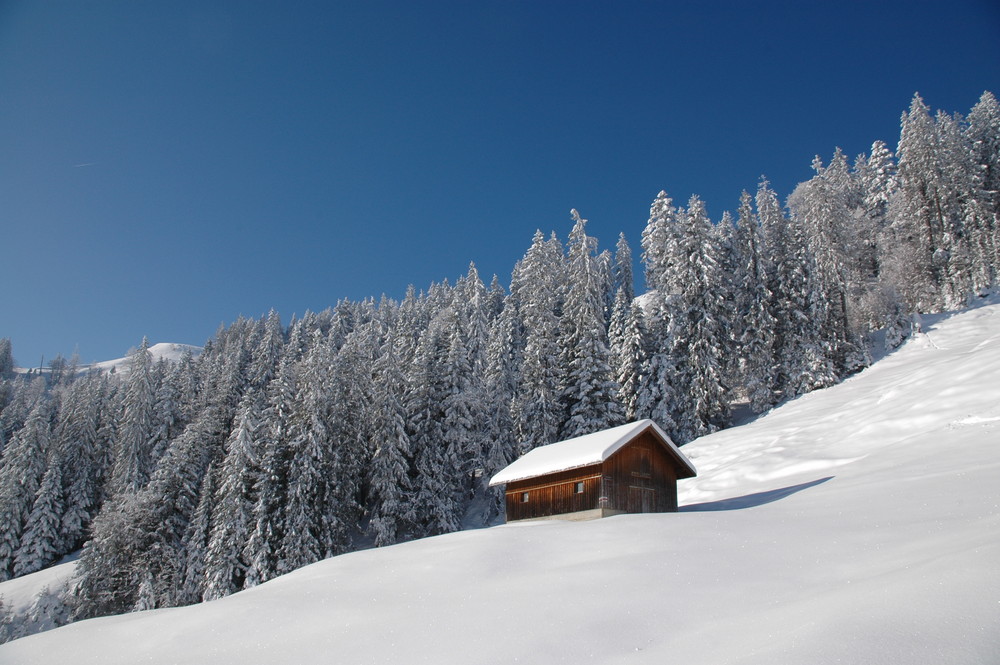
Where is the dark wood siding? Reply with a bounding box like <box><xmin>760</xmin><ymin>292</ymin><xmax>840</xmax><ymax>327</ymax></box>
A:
<box><xmin>501</xmin><ymin>427</ymin><xmax>686</xmax><ymax>521</ymax></box>
<box><xmin>504</xmin><ymin>463</ymin><xmax>603</xmax><ymax>521</ymax></box>
<box><xmin>599</xmin><ymin>431</ymin><xmax>679</xmax><ymax>513</ymax></box>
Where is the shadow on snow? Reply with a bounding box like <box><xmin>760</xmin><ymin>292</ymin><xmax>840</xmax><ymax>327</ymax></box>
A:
<box><xmin>679</xmin><ymin>476</ymin><xmax>833</xmax><ymax>512</ymax></box>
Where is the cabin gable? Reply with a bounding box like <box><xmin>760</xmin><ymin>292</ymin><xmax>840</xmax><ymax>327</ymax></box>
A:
<box><xmin>598</xmin><ymin>430</ymin><xmax>681</xmax><ymax>514</ymax></box>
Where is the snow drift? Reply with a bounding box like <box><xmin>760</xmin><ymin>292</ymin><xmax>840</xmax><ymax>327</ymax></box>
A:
<box><xmin>2</xmin><ymin>299</ymin><xmax>998</xmax><ymax>664</ymax></box>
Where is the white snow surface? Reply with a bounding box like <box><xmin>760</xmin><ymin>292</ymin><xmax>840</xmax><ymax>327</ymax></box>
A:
<box><xmin>0</xmin><ymin>558</ymin><xmax>76</xmax><ymax>616</ymax></box>
<box><xmin>87</xmin><ymin>342</ymin><xmax>201</xmax><ymax>374</ymax></box>
<box><xmin>13</xmin><ymin>342</ymin><xmax>200</xmax><ymax>375</ymax></box>
<box><xmin>489</xmin><ymin>418</ymin><xmax>695</xmax><ymax>485</ymax></box>
<box><xmin>4</xmin><ymin>299</ymin><xmax>1000</xmax><ymax>664</ymax></box>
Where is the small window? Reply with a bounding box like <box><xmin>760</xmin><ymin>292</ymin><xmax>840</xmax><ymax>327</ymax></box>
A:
<box><xmin>574</xmin><ymin>481</ymin><xmax>585</xmax><ymax>494</ymax></box>
<box><xmin>520</xmin><ymin>491</ymin><xmax>529</xmax><ymax>503</ymax></box>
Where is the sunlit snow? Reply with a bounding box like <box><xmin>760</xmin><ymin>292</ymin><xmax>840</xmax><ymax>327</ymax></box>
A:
<box><xmin>2</xmin><ymin>298</ymin><xmax>998</xmax><ymax>664</ymax></box>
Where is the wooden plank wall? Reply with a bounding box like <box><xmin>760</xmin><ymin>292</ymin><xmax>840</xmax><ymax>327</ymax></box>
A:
<box><xmin>502</xmin><ymin>430</ymin><xmax>683</xmax><ymax>521</ymax></box>
<box><xmin>505</xmin><ymin>463</ymin><xmax>603</xmax><ymax>521</ymax></box>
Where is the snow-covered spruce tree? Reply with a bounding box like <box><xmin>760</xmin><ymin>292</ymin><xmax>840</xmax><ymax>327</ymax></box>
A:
<box><xmin>480</xmin><ymin>300</ymin><xmax>520</xmax><ymax>520</ymax></box>
<box><xmin>758</xmin><ymin>181</ymin><xmax>836</xmax><ymax>398</ymax></box>
<box><xmin>203</xmin><ymin>395</ymin><xmax>263</xmax><ymax>600</ymax></box>
<box><xmin>886</xmin><ymin>94</ymin><xmax>982</xmax><ymax>309</ymax></box>
<box><xmin>670</xmin><ymin>197</ymin><xmax>731</xmax><ymax>441</ymax></box>
<box><xmin>933</xmin><ymin>109</ymin><xmax>987</xmax><ymax>296</ymax></box>
<box><xmin>439</xmin><ymin>315</ymin><xmax>482</xmax><ymax>524</ymax></box>
<box><xmin>609</xmin><ymin>233</ymin><xmax>647</xmax><ymax>420</ymax></box>
<box><xmin>179</xmin><ymin>465</ymin><xmax>216</xmax><ymax>605</ymax></box>
<box><xmin>0</xmin><ymin>339</ymin><xmax>13</xmax><ymax>380</ymax></box>
<box><xmin>395</xmin><ymin>285</ymin><xmax>429</xmax><ymax>368</ymax></box>
<box><xmin>54</xmin><ymin>372</ymin><xmax>109</xmax><ymax>553</ymax></box>
<box><xmin>712</xmin><ymin>211</ymin><xmax>743</xmax><ymax>399</ymax></box>
<box><xmin>276</xmin><ymin>333</ymin><xmax>335</xmax><ymax>576</ymax></box>
<box><xmin>405</xmin><ymin>308</ymin><xmax>453</xmax><ymax>536</ymax></box>
<box><xmin>323</xmin><ymin>328</ymin><xmax>376</xmax><ymax>557</ymax></box>
<box><xmin>965</xmin><ymin>91</ymin><xmax>1000</xmax><ymax>279</ymax></box>
<box><xmin>633</xmin><ymin>314</ymin><xmax>678</xmax><ymax>435</ymax></box>
<box><xmin>559</xmin><ymin>210</ymin><xmax>624</xmax><ymax>439</ymax></box>
<box><xmin>856</xmin><ymin>140</ymin><xmax>897</xmax><ymax>279</ymax></box>
<box><xmin>733</xmin><ymin>190</ymin><xmax>778</xmax><ymax>413</ymax></box>
<box><xmin>511</xmin><ymin>231</ymin><xmax>566</xmax><ymax>450</ymax></box>
<box><xmin>149</xmin><ymin>358</ymin><xmax>181</xmax><ymax>468</ymax></box>
<box><xmin>642</xmin><ymin>193</ymin><xmax>729</xmax><ymax>441</ymax></box>
<box><xmin>609</xmin><ymin>288</ymin><xmax>647</xmax><ymax>421</ymax></box>
<box><xmin>636</xmin><ymin>192</ymin><xmax>681</xmax><ymax>437</ymax></box>
<box><xmin>457</xmin><ymin>262</ymin><xmax>491</xmax><ymax>376</ymax></box>
<box><xmin>71</xmin><ymin>492</ymin><xmax>142</xmax><ymax>618</ymax></box>
<box><xmin>247</xmin><ymin>310</ymin><xmax>285</xmax><ymax>393</ymax></box>
<box><xmin>366</xmin><ymin>330</ymin><xmax>412</xmax><ymax>547</ymax></box>
<box><xmin>12</xmin><ymin>459</ymin><xmax>64</xmax><ymax>577</ymax></box>
<box><xmin>788</xmin><ymin>151</ymin><xmax>870</xmax><ymax>376</ymax></box>
<box><xmin>171</xmin><ymin>347</ymin><xmax>202</xmax><ymax>425</ymax></box>
<box><xmin>0</xmin><ymin>399</ymin><xmax>52</xmax><ymax>581</ymax></box>
<box><xmin>75</xmin><ymin>334</ymin><xmax>244</xmax><ymax>615</ymax></box>
<box><xmin>108</xmin><ymin>338</ymin><xmax>156</xmax><ymax>497</ymax></box>
<box><xmin>613</xmin><ymin>232</ymin><xmax>635</xmax><ymax>302</ymax></box>
<box><xmin>244</xmin><ymin>353</ymin><xmax>297</xmax><ymax>588</ymax></box>
<box><xmin>138</xmin><ymin>412</ymin><xmax>229</xmax><ymax>609</ymax></box>
<box><xmin>0</xmin><ymin>376</ymin><xmax>47</xmax><ymax>453</ymax></box>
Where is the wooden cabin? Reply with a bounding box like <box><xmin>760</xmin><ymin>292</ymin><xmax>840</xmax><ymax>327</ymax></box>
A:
<box><xmin>489</xmin><ymin>419</ymin><xmax>696</xmax><ymax>522</ymax></box>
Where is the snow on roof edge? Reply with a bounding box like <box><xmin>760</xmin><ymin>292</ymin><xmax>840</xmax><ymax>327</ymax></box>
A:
<box><xmin>489</xmin><ymin>419</ymin><xmax>695</xmax><ymax>486</ymax></box>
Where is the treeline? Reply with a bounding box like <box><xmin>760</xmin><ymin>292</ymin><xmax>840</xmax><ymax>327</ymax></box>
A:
<box><xmin>0</xmin><ymin>91</ymin><xmax>996</xmax><ymax>628</ymax></box>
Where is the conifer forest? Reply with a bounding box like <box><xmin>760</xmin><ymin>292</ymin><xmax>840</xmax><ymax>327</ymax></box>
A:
<box><xmin>1</xmin><ymin>92</ymin><xmax>998</xmax><ymax>633</ymax></box>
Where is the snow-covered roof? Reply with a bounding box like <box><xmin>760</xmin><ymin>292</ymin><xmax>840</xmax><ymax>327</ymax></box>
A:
<box><xmin>489</xmin><ymin>419</ymin><xmax>696</xmax><ymax>486</ymax></box>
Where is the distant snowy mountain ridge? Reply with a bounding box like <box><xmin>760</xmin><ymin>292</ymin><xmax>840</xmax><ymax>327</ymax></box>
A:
<box><xmin>14</xmin><ymin>342</ymin><xmax>202</xmax><ymax>375</ymax></box>
<box><xmin>85</xmin><ymin>342</ymin><xmax>202</xmax><ymax>374</ymax></box>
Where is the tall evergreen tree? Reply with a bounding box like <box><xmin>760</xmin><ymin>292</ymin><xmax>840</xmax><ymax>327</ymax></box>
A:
<box><xmin>511</xmin><ymin>231</ymin><xmax>565</xmax><ymax>450</ymax></box>
<box><xmin>366</xmin><ymin>331</ymin><xmax>412</xmax><ymax>547</ymax></box>
<box><xmin>109</xmin><ymin>338</ymin><xmax>156</xmax><ymax>496</ymax></box>
<box><xmin>670</xmin><ymin>197</ymin><xmax>730</xmax><ymax>440</ymax></box>
<box><xmin>406</xmin><ymin>308</ymin><xmax>456</xmax><ymax>536</ymax></box>
<box><xmin>559</xmin><ymin>211</ymin><xmax>623</xmax><ymax>438</ymax></box>
<box><xmin>759</xmin><ymin>182</ymin><xmax>836</xmax><ymax>398</ymax></box>
<box><xmin>203</xmin><ymin>396</ymin><xmax>262</xmax><ymax>599</ymax></box>
<box><xmin>55</xmin><ymin>373</ymin><xmax>108</xmax><ymax>552</ymax></box>
<box><xmin>788</xmin><ymin>151</ymin><xmax>869</xmax><ymax>375</ymax></box>
<box><xmin>637</xmin><ymin>192</ymin><xmax>681</xmax><ymax>435</ymax></box>
<box><xmin>0</xmin><ymin>400</ymin><xmax>52</xmax><ymax>580</ymax></box>
<box><xmin>733</xmin><ymin>191</ymin><xmax>778</xmax><ymax>413</ymax></box>
<box><xmin>0</xmin><ymin>339</ymin><xmax>13</xmax><ymax>380</ymax></box>
<box><xmin>966</xmin><ymin>91</ymin><xmax>1000</xmax><ymax>278</ymax></box>
<box><xmin>12</xmin><ymin>456</ymin><xmax>64</xmax><ymax>577</ymax></box>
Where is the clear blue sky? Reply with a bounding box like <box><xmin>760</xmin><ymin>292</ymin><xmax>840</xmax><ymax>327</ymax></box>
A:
<box><xmin>2</xmin><ymin>1</ymin><xmax>999</xmax><ymax>367</ymax></box>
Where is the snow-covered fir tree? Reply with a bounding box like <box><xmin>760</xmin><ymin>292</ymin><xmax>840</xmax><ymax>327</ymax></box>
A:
<box><xmin>558</xmin><ymin>210</ymin><xmax>623</xmax><ymax>439</ymax></box>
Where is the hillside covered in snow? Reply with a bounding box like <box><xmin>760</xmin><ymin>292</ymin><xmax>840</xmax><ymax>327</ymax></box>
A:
<box><xmin>3</xmin><ymin>295</ymin><xmax>997</xmax><ymax>664</ymax></box>
<box><xmin>12</xmin><ymin>342</ymin><xmax>201</xmax><ymax>376</ymax></box>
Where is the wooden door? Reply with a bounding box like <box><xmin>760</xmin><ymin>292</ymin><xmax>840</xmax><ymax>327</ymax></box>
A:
<box><xmin>628</xmin><ymin>486</ymin><xmax>656</xmax><ymax>513</ymax></box>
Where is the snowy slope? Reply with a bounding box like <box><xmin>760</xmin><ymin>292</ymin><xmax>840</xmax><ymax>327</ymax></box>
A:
<box><xmin>3</xmin><ymin>299</ymin><xmax>999</xmax><ymax>664</ymax></box>
<box><xmin>0</xmin><ymin>558</ymin><xmax>76</xmax><ymax>617</ymax></box>
<box><xmin>13</xmin><ymin>342</ymin><xmax>201</xmax><ymax>375</ymax></box>
<box><xmin>86</xmin><ymin>342</ymin><xmax>201</xmax><ymax>374</ymax></box>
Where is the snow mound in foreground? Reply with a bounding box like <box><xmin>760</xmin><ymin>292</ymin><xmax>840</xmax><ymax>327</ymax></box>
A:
<box><xmin>3</xmin><ymin>300</ymin><xmax>999</xmax><ymax>664</ymax></box>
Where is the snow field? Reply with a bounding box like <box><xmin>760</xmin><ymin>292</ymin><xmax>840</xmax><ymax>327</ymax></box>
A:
<box><xmin>2</xmin><ymin>299</ymin><xmax>998</xmax><ymax>664</ymax></box>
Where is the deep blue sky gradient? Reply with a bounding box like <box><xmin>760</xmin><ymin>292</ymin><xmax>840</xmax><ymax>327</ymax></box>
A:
<box><xmin>2</xmin><ymin>1</ymin><xmax>999</xmax><ymax>366</ymax></box>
